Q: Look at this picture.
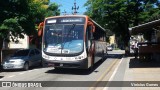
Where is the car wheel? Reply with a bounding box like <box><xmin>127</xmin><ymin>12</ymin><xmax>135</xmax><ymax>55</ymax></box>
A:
<box><xmin>23</xmin><ymin>62</ymin><xmax>29</xmax><ymax>71</ymax></box>
<box><xmin>54</xmin><ymin>67</ymin><xmax>64</xmax><ymax>70</ymax></box>
<box><xmin>54</xmin><ymin>67</ymin><xmax>61</xmax><ymax>69</ymax></box>
<box><xmin>40</xmin><ymin>60</ymin><xmax>45</xmax><ymax>67</ymax></box>
<box><xmin>41</xmin><ymin>60</ymin><xmax>47</xmax><ymax>67</ymax></box>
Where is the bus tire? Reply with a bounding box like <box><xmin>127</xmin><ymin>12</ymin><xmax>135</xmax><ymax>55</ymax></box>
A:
<box><xmin>54</xmin><ymin>67</ymin><xmax>61</xmax><ymax>70</ymax></box>
<box><xmin>102</xmin><ymin>50</ymin><xmax>105</xmax><ymax>60</ymax></box>
<box><xmin>89</xmin><ymin>54</ymin><xmax>94</xmax><ymax>71</ymax></box>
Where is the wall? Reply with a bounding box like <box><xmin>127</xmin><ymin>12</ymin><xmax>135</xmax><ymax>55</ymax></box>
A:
<box><xmin>109</xmin><ymin>34</ymin><xmax>115</xmax><ymax>45</ymax></box>
<box><xmin>8</xmin><ymin>34</ymin><xmax>29</xmax><ymax>49</ymax></box>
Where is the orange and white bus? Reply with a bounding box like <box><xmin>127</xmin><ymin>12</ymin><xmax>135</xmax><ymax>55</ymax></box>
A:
<box><xmin>39</xmin><ymin>15</ymin><xmax>107</xmax><ymax>69</ymax></box>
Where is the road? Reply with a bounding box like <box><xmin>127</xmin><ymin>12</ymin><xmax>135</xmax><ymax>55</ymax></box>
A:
<box><xmin>0</xmin><ymin>50</ymin><xmax>125</xmax><ymax>90</ymax></box>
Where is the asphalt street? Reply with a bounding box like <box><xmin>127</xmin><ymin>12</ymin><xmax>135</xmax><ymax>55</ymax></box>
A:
<box><xmin>0</xmin><ymin>50</ymin><xmax>124</xmax><ymax>90</ymax></box>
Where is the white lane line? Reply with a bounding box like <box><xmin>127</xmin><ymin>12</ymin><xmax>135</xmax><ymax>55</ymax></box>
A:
<box><xmin>28</xmin><ymin>70</ymin><xmax>34</xmax><ymax>72</ymax></box>
<box><xmin>104</xmin><ymin>58</ymin><xmax>124</xmax><ymax>90</ymax></box>
<box><xmin>0</xmin><ymin>79</ymin><xmax>3</xmax><ymax>81</ymax></box>
<box><xmin>33</xmin><ymin>69</ymin><xmax>39</xmax><ymax>71</ymax></box>
<box><xmin>108</xmin><ymin>58</ymin><xmax>123</xmax><ymax>81</ymax></box>
<box><xmin>8</xmin><ymin>75</ymin><xmax>16</xmax><ymax>78</ymax></box>
<box><xmin>28</xmin><ymin>68</ymin><xmax>42</xmax><ymax>72</ymax></box>
<box><xmin>19</xmin><ymin>72</ymin><xmax>25</xmax><ymax>75</ymax></box>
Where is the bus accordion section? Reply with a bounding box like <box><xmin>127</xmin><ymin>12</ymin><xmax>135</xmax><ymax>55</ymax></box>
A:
<box><xmin>41</xmin><ymin>15</ymin><xmax>107</xmax><ymax>69</ymax></box>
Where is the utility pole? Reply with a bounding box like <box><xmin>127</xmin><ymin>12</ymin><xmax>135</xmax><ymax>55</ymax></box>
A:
<box><xmin>62</xmin><ymin>10</ymin><xmax>67</xmax><ymax>15</ymax></box>
<box><xmin>72</xmin><ymin>0</ymin><xmax>79</xmax><ymax>15</ymax></box>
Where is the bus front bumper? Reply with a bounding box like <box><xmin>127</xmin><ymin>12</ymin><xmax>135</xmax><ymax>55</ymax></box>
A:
<box><xmin>42</xmin><ymin>58</ymin><xmax>88</xmax><ymax>69</ymax></box>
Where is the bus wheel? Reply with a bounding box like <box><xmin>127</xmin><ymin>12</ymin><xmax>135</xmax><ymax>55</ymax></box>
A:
<box><xmin>89</xmin><ymin>54</ymin><xmax>94</xmax><ymax>71</ymax></box>
<box><xmin>54</xmin><ymin>67</ymin><xmax>61</xmax><ymax>70</ymax></box>
<box><xmin>102</xmin><ymin>50</ymin><xmax>105</xmax><ymax>60</ymax></box>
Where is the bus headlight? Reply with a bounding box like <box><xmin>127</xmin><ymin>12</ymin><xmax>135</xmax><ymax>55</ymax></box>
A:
<box><xmin>75</xmin><ymin>56</ymin><xmax>84</xmax><ymax>60</ymax></box>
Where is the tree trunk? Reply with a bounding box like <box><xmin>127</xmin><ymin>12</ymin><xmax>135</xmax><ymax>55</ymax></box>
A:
<box><xmin>0</xmin><ymin>37</ymin><xmax>3</xmax><ymax>64</ymax></box>
<box><xmin>0</xmin><ymin>37</ymin><xmax>3</xmax><ymax>49</ymax></box>
<box><xmin>124</xmin><ymin>28</ymin><xmax>130</xmax><ymax>56</ymax></box>
<box><xmin>118</xmin><ymin>21</ymin><xmax>130</xmax><ymax>56</ymax></box>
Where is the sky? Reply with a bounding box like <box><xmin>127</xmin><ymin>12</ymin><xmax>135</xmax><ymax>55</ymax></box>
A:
<box><xmin>50</xmin><ymin>0</ymin><xmax>87</xmax><ymax>15</ymax></box>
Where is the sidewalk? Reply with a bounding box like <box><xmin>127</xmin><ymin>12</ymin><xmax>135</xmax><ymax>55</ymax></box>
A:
<box><xmin>124</xmin><ymin>57</ymin><xmax>160</xmax><ymax>81</ymax></box>
<box><xmin>107</xmin><ymin>56</ymin><xmax>160</xmax><ymax>90</ymax></box>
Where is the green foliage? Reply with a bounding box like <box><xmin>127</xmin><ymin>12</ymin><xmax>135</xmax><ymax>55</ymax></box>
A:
<box><xmin>0</xmin><ymin>0</ymin><xmax>29</xmax><ymax>42</ymax></box>
<box><xmin>84</xmin><ymin>0</ymin><xmax>160</xmax><ymax>47</ymax></box>
<box><xmin>45</xmin><ymin>3</ymin><xmax>60</xmax><ymax>17</ymax></box>
<box><xmin>0</xmin><ymin>0</ymin><xmax>60</xmax><ymax>46</ymax></box>
<box><xmin>0</xmin><ymin>17</ymin><xmax>24</xmax><ymax>42</ymax></box>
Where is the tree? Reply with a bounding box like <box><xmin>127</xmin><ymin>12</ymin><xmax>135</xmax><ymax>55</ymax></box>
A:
<box><xmin>0</xmin><ymin>0</ymin><xmax>31</xmax><ymax>49</ymax></box>
<box><xmin>31</xmin><ymin>0</ymin><xmax>60</xmax><ymax>21</ymax></box>
<box><xmin>0</xmin><ymin>0</ymin><xmax>60</xmax><ymax>50</ymax></box>
<box><xmin>45</xmin><ymin>3</ymin><xmax>60</xmax><ymax>17</ymax></box>
<box><xmin>0</xmin><ymin>18</ymin><xmax>24</xmax><ymax>42</ymax></box>
<box><xmin>84</xmin><ymin>0</ymin><xmax>159</xmax><ymax>54</ymax></box>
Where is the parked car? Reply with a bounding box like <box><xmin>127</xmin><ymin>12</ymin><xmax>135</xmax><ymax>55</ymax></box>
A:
<box><xmin>2</xmin><ymin>48</ymin><xmax>42</xmax><ymax>70</ymax></box>
<box><xmin>107</xmin><ymin>46</ymin><xmax>113</xmax><ymax>51</ymax></box>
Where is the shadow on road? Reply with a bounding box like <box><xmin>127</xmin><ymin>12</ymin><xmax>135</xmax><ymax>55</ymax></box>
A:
<box><xmin>45</xmin><ymin>54</ymin><xmax>123</xmax><ymax>75</ymax></box>
<box><xmin>129</xmin><ymin>58</ymin><xmax>160</xmax><ymax>68</ymax></box>
<box><xmin>0</xmin><ymin>76</ymin><xmax>4</xmax><ymax>79</ymax></box>
<box><xmin>45</xmin><ymin>57</ymin><xmax>107</xmax><ymax>75</ymax></box>
<box><xmin>107</xmin><ymin>54</ymin><xmax>124</xmax><ymax>59</ymax></box>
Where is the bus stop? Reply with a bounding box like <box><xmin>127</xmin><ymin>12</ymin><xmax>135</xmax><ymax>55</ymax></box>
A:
<box><xmin>129</xmin><ymin>19</ymin><xmax>160</xmax><ymax>61</ymax></box>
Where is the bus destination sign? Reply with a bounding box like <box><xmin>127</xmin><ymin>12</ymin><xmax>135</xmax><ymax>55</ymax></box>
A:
<box><xmin>46</xmin><ymin>17</ymin><xmax>85</xmax><ymax>24</ymax></box>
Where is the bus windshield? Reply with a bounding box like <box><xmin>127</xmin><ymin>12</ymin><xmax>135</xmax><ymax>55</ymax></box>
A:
<box><xmin>43</xmin><ymin>24</ymin><xmax>84</xmax><ymax>55</ymax></box>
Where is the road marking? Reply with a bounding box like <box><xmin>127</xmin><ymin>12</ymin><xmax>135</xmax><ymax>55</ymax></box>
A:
<box><xmin>104</xmin><ymin>58</ymin><xmax>123</xmax><ymax>90</ymax></box>
<box><xmin>89</xmin><ymin>59</ymin><xmax>118</xmax><ymax>90</ymax></box>
<box><xmin>19</xmin><ymin>72</ymin><xmax>25</xmax><ymax>75</ymax></box>
<box><xmin>97</xmin><ymin>60</ymin><xmax>118</xmax><ymax>82</ymax></box>
<box><xmin>8</xmin><ymin>75</ymin><xmax>15</xmax><ymax>78</ymax></box>
<box><xmin>108</xmin><ymin>58</ymin><xmax>123</xmax><ymax>81</ymax></box>
<box><xmin>1</xmin><ymin>69</ymin><xmax>38</xmax><ymax>80</ymax></box>
<box><xmin>28</xmin><ymin>70</ymin><xmax>34</xmax><ymax>72</ymax></box>
<box><xmin>33</xmin><ymin>69</ymin><xmax>40</xmax><ymax>71</ymax></box>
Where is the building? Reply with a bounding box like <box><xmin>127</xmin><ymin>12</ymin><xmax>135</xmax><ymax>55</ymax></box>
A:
<box><xmin>8</xmin><ymin>34</ymin><xmax>29</xmax><ymax>49</ymax></box>
<box><xmin>129</xmin><ymin>19</ymin><xmax>160</xmax><ymax>61</ymax></box>
<box><xmin>109</xmin><ymin>34</ymin><xmax>116</xmax><ymax>45</ymax></box>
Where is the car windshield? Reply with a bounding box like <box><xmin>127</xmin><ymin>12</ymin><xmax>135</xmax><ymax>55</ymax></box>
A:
<box><xmin>12</xmin><ymin>50</ymin><xmax>29</xmax><ymax>57</ymax></box>
<box><xmin>43</xmin><ymin>24</ymin><xmax>84</xmax><ymax>54</ymax></box>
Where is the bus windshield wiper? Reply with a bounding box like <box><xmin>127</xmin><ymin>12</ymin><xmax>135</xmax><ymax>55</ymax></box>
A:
<box><xmin>51</xmin><ymin>24</ymin><xmax>60</xmax><ymax>46</ymax></box>
<box><xmin>45</xmin><ymin>27</ymin><xmax>55</xmax><ymax>46</ymax></box>
<box><xmin>61</xmin><ymin>24</ymin><xmax>76</xmax><ymax>51</ymax></box>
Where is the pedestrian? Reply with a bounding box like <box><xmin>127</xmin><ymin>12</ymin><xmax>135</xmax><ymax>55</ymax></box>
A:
<box><xmin>134</xmin><ymin>40</ymin><xmax>138</xmax><ymax>59</ymax></box>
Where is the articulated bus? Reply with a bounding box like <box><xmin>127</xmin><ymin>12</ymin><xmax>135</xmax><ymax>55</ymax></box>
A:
<box><xmin>38</xmin><ymin>15</ymin><xmax>107</xmax><ymax>69</ymax></box>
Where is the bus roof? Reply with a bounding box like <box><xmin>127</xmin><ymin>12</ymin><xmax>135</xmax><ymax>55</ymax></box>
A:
<box><xmin>45</xmin><ymin>15</ymin><xmax>106</xmax><ymax>32</ymax></box>
<box><xmin>89</xmin><ymin>18</ymin><xmax>106</xmax><ymax>32</ymax></box>
<box><xmin>45</xmin><ymin>15</ymin><xmax>88</xmax><ymax>19</ymax></box>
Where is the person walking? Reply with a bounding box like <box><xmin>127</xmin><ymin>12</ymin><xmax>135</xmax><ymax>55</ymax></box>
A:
<box><xmin>134</xmin><ymin>40</ymin><xmax>138</xmax><ymax>59</ymax></box>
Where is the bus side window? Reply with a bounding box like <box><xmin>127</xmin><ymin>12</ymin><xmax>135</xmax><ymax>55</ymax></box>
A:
<box><xmin>87</xmin><ymin>26</ymin><xmax>92</xmax><ymax>40</ymax></box>
<box><xmin>86</xmin><ymin>25</ymin><xmax>92</xmax><ymax>53</ymax></box>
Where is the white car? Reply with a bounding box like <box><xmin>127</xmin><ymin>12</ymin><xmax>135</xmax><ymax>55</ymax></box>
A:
<box><xmin>107</xmin><ymin>46</ymin><xmax>113</xmax><ymax>51</ymax></box>
<box><xmin>2</xmin><ymin>48</ymin><xmax>42</xmax><ymax>70</ymax></box>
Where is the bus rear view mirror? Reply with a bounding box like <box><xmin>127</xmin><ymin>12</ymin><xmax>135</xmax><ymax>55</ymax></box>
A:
<box><xmin>38</xmin><ymin>22</ymin><xmax>44</xmax><ymax>37</ymax></box>
<box><xmin>92</xmin><ymin>25</ymin><xmax>95</xmax><ymax>33</ymax></box>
